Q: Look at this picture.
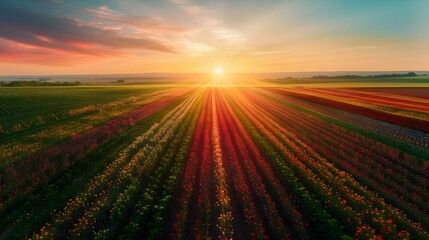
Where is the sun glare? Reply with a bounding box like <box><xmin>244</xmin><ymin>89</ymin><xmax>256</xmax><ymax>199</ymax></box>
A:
<box><xmin>215</xmin><ymin>67</ymin><xmax>224</xmax><ymax>75</ymax></box>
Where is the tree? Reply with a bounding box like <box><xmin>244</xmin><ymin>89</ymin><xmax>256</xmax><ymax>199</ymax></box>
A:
<box><xmin>38</xmin><ymin>77</ymin><xmax>52</xmax><ymax>82</ymax></box>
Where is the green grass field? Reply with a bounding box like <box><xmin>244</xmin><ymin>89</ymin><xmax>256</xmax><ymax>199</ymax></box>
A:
<box><xmin>0</xmin><ymin>86</ymin><xmax>172</xmax><ymax>167</ymax></box>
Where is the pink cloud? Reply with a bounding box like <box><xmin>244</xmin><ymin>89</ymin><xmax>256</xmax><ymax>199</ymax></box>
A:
<box><xmin>85</xmin><ymin>6</ymin><xmax>185</xmax><ymax>34</ymax></box>
<box><xmin>0</xmin><ymin>39</ymin><xmax>120</xmax><ymax>66</ymax></box>
<box><xmin>0</xmin><ymin>3</ymin><xmax>179</xmax><ymax>66</ymax></box>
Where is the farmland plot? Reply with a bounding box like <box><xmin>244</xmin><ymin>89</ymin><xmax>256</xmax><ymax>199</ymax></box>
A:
<box><xmin>0</xmin><ymin>86</ymin><xmax>428</xmax><ymax>239</ymax></box>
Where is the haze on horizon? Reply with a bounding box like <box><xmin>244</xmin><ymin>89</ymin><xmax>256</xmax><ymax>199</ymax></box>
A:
<box><xmin>1</xmin><ymin>0</ymin><xmax>428</xmax><ymax>75</ymax></box>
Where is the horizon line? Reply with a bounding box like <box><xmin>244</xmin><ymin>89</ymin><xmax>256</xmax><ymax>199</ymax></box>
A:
<box><xmin>1</xmin><ymin>70</ymin><xmax>429</xmax><ymax>77</ymax></box>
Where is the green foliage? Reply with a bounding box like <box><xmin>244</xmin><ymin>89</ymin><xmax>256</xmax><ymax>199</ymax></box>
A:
<box><xmin>310</xmin><ymin>72</ymin><xmax>418</xmax><ymax>79</ymax></box>
<box><xmin>0</xmin><ymin>92</ymin><xmax>184</xmax><ymax>239</ymax></box>
<box><xmin>1</xmin><ymin>80</ymin><xmax>82</xmax><ymax>87</ymax></box>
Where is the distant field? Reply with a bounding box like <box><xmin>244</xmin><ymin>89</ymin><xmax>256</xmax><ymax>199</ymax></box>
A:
<box><xmin>0</xmin><ymin>81</ymin><xmax>428</xmax><ymax>239</ymax></box>
<box><xmin>0</xmin><ymin>86</ymin><xmax>176</xmax><ymax>166</ymax></box>
<box><xmin>0</xmin><ymin>86</ymin><xmax>157</xmax><ymax>126</ymax></box>
<box><xmin>360</xmin><ymin>87</ymin><xmax>429</xmax><ymax>99</ymax></box>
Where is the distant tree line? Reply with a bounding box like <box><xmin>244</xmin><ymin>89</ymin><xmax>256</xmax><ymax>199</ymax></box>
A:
<box><xmin>110</xmin><ymin>79</ymin><xmax>125</xmax><ymax>84</ymax></box>
<box><xmin>310</xmin><ymin>72</ymin><xmax>418</xmax><ymax>79</ymax></box>
<box><xmin>0</xmin><ymin>81</ymin><xmax>82</xmax><ymax>87</ymax></box>
<box><xmin>266</xmin><ymin>72</ymin><xmax>422</xmax><ymax>81</ymax></box>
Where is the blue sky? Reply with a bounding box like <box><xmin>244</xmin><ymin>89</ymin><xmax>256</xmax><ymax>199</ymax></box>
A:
<box><xmin>0</xmin><ymin>0</ymin><xmax>428</xmax><ymax>74</ymax></box>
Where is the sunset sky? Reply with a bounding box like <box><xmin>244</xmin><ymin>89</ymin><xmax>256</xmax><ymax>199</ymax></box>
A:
<box><xmin>1</xmin><ymin>0</ymin><xmax>428</xmax><ymax>75</ymax></box>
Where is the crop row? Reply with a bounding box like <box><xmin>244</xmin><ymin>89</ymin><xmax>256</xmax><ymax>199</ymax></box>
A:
<box><xmin>0</xmin><ymin>95</ymin><xmax>178</xmax><ymax>211</ymax></box>
<box><xmin>228</xmin><ymin>88</ymin><xmax>428</xmax><ymax>238</ymax></box>
<box><xmin>271</xmin><ymin>88</ymin><xmax>429</xmax><ymax>133</ymax></box>
<box><xmin>172</xmin><ymin>89</ymin><xmax>312</xmax><ymax>239</ymax></box>
<box><xmin>1</xmin><ymin>86</ymin><xmax>427</xmax><ymax>239</ymax></box>
<box><xmin>247</xmin><ymin>90</ymin><xmax>429</xmax><ymax>211</ymax></box>
<box><xmin>278</xmin><ymin>93</ymin><xmax>429</xmax><ymax>148</ymax></box>
<box><xmin>32</xmin><ymin>88</ymin><xmax>203</xmax><ymax>239</ymax></box>
<box><xmin>168</xmin><ymin>87</ymin><xmax>428</xmax><ymax>239</ymax></box>
<box><xmin>0</xmin><ymin>89</ymin><xmax>174</xmax><ymax>166</ymax></box>
<box><xmin>308</xmin><ymin>88</ymin><xmax>429</xmax><ymax>113</ymax></box>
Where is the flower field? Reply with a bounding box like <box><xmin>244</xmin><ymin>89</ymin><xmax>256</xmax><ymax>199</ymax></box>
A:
<box><xmin>0</xmin><ymin>85</ymin><xmax>428</xmax><ymax>239</ymax></box>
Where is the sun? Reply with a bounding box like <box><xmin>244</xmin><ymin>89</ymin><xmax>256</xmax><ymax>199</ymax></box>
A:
<box><xmin>215</xmin><ymin>67</ymin><xmax>224</xmax><ymax>75</ymax></box>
